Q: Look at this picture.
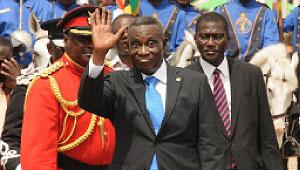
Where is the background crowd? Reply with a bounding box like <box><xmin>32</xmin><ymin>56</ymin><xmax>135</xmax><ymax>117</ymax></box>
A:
<box><xmin>0</xmin><ymin>0</ymin><xmax>300</xmax><ymax>170</ymax></box>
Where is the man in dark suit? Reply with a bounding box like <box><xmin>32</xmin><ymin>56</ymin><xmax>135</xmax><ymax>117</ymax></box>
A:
<box><xmin>187</xmin><ymin>12</ymin><xmax>283</xmax><ymax>170</ymax></box>
<box><xmin>78</xmin><ymin>8</ymin><xmax>226</xmax><ymax>170</ymax></box>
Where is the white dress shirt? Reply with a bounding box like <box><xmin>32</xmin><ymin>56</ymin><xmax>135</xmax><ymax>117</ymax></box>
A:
<box><xmin>200</xmin><ymin>57</ymin><xmax>232</xmax><ymax>117</ymax></box>
<box><xmin>88</xmin><ymin>58</ymin><xmax>167</xmax><ymax>111</ymax></box>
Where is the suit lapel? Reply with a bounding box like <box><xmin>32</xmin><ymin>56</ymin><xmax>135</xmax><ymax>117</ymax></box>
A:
<box><xmin>228</xmin><ymin>58</ymin><xmax>243</xmax><ymax>137</ymax></box>
<box><xmin>159</xmin><ymin>66</ymin><xmax>183</xmax><ymax>133</ymax></box>
<box><xmin>129</xmin><ymin>69</ymin><xmax>155</xmax><ymax>135</ymax></box>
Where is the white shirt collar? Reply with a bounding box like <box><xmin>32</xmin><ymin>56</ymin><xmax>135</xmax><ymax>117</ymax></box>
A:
<box><xmin>141</xmin><ymin>60</ymin><xmax>167</xmax><ymax>84</ymax></box>
<box><xmin>200</xmin><ymin>56</ymin><xmax>230</xmax><ymax>80</ymax></box>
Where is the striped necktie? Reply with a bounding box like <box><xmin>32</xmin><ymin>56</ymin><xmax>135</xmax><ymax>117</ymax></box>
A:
<box><xmin>213</xmin><ymin>68</ymin><xmax>237</xmax><ymax>169</ymax></box>
<box><xmin>213</xmin><ymin>68</ymin><xmax>231</xmax><ymax>136</ymax></box>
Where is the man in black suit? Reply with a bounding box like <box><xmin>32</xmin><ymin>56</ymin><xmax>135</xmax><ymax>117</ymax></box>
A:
<box><xmin>78</xmin><ymin>8</ymin><xmax>226</xmax><ymax>170</ymax></box>
<box><xmin>187</xmin><ymin>12</ymin><xmax>283</xmax><ymax>170</ymax></box>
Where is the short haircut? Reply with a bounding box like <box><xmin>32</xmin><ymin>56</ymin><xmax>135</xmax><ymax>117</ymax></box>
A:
<box><xmin>0</xmin><ymin>36</ymin><xmax>13</xmax><ymax>51</ymax></box>
<box><xmin>196</xmin><ymin>12</ymin><xmax>229</xmax><ymax>37</ymax></box>
<box><xmin>128</xmin><ymin>16</ymin><xmax>164</xmax><ymax>35</ymax></box>
<box><xmin>112</xmin><ymin>14</ymin><xmax>136</xmax><ymax>33</ymax></box>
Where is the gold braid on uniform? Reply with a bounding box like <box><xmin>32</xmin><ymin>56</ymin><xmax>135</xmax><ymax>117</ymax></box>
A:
<box><xmin>41</xmin><ymin>60</ymin><xmax>106</xmax><ymax>152</ymax></box>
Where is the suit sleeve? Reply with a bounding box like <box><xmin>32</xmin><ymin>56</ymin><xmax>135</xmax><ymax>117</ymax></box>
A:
<box><xmin>1</xmin><ymin>85</ymin><xmax>26</xmax><ymax>170</ymax></box>
<box><xmin>20</xmin><ymin>78</ymin><xmax>59</xmax><ymax>170</ymax></box>
<box><xmin>78</xmin><ymin>65</ymin><xmax>115</xmax><ymax>120</ymax></box>
<box><xmin>197</xmin><ymin>74</ymin><xmax>227</xmax><ymax>170</ymax></box>
<box><xmin>256</xmin><ymin>68</ymin><xmax>284</xmax><ymax>170</ymax></box>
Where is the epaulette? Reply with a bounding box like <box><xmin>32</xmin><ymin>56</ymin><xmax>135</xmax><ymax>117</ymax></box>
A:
<box><xmin>40</xmin><ymin>61</ymin><xmax>64</xmax><ymax>78</ymax></box>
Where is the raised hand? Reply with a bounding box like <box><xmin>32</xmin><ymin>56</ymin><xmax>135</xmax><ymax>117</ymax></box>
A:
<box><xmin>92</xmin><ymin>8</ymin><xmax>125</xmax><ymax>65</ymax></box>
<box><xmin>0</xmin><ymin>58</ymin><xmax>21</xmax><ymax>94</ymax></box>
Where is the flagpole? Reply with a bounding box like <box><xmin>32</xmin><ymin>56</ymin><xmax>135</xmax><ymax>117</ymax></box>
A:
<box><xmin>274</xmin><ymin>0</ymin><xmax>283</xmax><ymax>41</ymax></box>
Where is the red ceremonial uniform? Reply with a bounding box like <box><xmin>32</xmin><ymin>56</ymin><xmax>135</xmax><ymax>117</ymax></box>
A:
<box><xmin>21</xmin><ymin>53</ymin><xmax>115</xmax><ymax>170</ymax></box>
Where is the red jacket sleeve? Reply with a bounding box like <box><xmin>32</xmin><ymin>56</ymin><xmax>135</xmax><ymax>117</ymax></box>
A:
<box><xmin>21</xmin><ymin>78</ymin><xmax>60</xmax><ymax>170</ymax></box>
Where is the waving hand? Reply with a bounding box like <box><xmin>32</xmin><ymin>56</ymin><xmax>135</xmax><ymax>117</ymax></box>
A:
<box><xmin>92</xmin><ymin>8</ymin><xmax>125</xmax><ymax>65</ymax></box>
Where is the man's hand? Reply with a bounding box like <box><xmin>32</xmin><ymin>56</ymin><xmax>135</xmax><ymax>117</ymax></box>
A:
<box><xmin>0</xmin><ymin>58</ymin><xmax>21</xmax><ymax>94</ymax></box>
<box><xmin>92</xmin><ymin>8</ymin><xmax>125</xmax><ymax>65</ymax></box>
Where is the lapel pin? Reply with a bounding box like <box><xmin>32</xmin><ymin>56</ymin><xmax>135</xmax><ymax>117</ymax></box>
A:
<box><xmin>176</xmin><ymin>77</ymin><xmax>181</xmax><ymax>82</ymax></box>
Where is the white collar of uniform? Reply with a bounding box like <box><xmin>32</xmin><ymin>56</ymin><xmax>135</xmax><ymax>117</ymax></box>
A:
<box><xmin>142</xmin><ymin>59</ymin><xmax>167</xmax><ymax>84</ymax></box>
<box><xmin>200</xmin><ymin>56</ymin><xmax>230</xmax><ymax>80</ymax></box>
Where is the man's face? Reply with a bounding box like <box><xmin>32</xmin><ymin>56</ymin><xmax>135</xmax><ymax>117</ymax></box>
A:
<box><xmin>195</xmin><ymin>21</ymin><xmax>228</xmax><ymax>67</ymax></box>
<box><xmin>128</xmin><ymin>25</ymin><xmax>165</xmax><ymax>75</ymax></box>
<box><xmin>114</xmin><ymin>17</ymin><xmax>135</xmax><ymax>57</ymax></box>
<box><xmin>64</xmin><ymin>33</ymin><xmax>93</xmax><ymax>67</ymax></box>
<box><xmin>176</xmin><ymin>0</ymin><xmax>190</xmax><ymax>6</ymax></box>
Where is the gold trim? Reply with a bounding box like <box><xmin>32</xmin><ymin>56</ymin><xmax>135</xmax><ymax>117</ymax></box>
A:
<box><xmin>58</xmin><ymin>114</ymin><xmax>98</xmax><ymax>152</ymax></box>
<box><xmin>24</xmin><ymin>76</ymin><xmax>40</xmax><ymax>112</ymax></box>
<box><xmin>243</xmin><ymin>7</ymin><xmax>263</xmax><ymax>59</ymax></box>
<box><xmin>40</xmin><ymin>61</ymin><xmax>64</xmax><ymax>78</ymax></box>
<box><xmin>224</xmin><ymin>6</ymin><xmax>241</xmax><ymax>58</ymax></box>
<box><xmin>69</xmin><ymin>29</ymin><xmax>92</xmax><ymax>35</ymax></box>
<box><xmin>64</xmin><ymin>52</ymin><xmax>85</xmax><ymax>69</ymax></box>
<box><xmin>58</xmin><ymin>115</ymin><xmax>77</xmax><ymax>145</ymax></box>
<box><xmin>48</xmin><ymin>75</ymin><xmax>78</xmax><ymax>108</ymax></box>
<box><xmin>98</xmin><ymin>117</ymin><xmax>106</xmax><ymax>149</ymax></box>
<box><xmin>47</xmin><ymin>75</ymin><xmax>99</xmax><ymax>152</ymax></box>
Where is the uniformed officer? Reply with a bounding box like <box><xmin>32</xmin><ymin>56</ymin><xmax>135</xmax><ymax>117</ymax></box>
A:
<box><xmin>0</xmin><ymin>0</ymin><xmax>78</xmax><ymax>67</ymax></box>
<box><xmin>215</xmin><ymin>0</ymin><xmax>279</xmax><ymax>62</ymax></box>
<box><xmin>20</xmin><ymin>6</ymin><xmax>115</xmax><ymax>170</ymax></box>
<box><xmin>140</xmin><ymin>0</ymin><xmax>186</xmax><ymax>53</ymax></box>
<box><xmin>283</xmin><ymin>6</ymin><xmax>300</xmax><ymax>52</ymax></box>
<box><xmin>174</xmin><ymin>0</ymin><xmax>202</xmax><ymax>35</ymax></box>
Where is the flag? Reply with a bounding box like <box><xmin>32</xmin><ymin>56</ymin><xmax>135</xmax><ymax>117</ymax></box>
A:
<box><xmin>116</xmin><ymin>0</ymin><xmax>140</xmax><ymax>16</ymax></box>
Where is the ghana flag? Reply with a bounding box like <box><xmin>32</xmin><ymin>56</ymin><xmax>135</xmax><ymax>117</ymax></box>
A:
<box><xmin>116</xmin><ymin>0</ymin><xmax>140</xmax><ymax>16</ymax></box>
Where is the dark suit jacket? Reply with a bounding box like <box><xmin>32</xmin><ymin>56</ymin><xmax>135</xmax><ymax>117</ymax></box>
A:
<box><xmin>1</xmin><ymin>85</ymin><xmax>27</xmax><ymax>170</ymax></box>
<box><xmin>187</xmin><ymin>58</ymin><xmax>284</xmax><ymax>170</ymax></box>
<box><xmin>78</xmin><ymin>64</ymin><xmax>227</xmax><ymax>170</ymax></box>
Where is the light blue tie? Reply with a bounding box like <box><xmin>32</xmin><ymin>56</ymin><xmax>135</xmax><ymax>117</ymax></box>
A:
<box><xmin>145</xmin><ymin>76</ymin><xmax>164</xmax><ymax>170</ymax></box>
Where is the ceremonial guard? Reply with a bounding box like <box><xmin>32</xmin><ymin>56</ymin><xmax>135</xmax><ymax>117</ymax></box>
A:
<box><xmin>283</xmin><ymin>5</ymin><xmax>300</xmax><ymax>52</ymax></box>
<box><xmin>215</xmin><ymin>0</ymin><xmax>279</xmax><ymax>61</ymax></box>
<box><xmin>0</xmin><ymin>0</ymin><xmax>78</xmax><ymax>67</ymax></box>
<box><xmin>140</xmin><ymin>0</ymin><xmax>186</xmax><ymax>53</ymax></box>
<box><xmin>20</xmin><ymin>6</ymin><xmax>115</xmax><ymax>170</ymax></box>
<box><xmin>174</xmin><ymin>0</ymin><xmax>202</xmax><ymax>35</ymax></box>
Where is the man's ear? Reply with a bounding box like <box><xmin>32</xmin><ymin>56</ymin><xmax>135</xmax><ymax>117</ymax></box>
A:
<box><xmin>63</xmin><ymin>34</ymin><xmax>70</xmax><ymax>49</ymax></box>
<box><xmin>63</xmin><ymin>34</ymin><xmax>68</xmax><ymax>42</ymax></box>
